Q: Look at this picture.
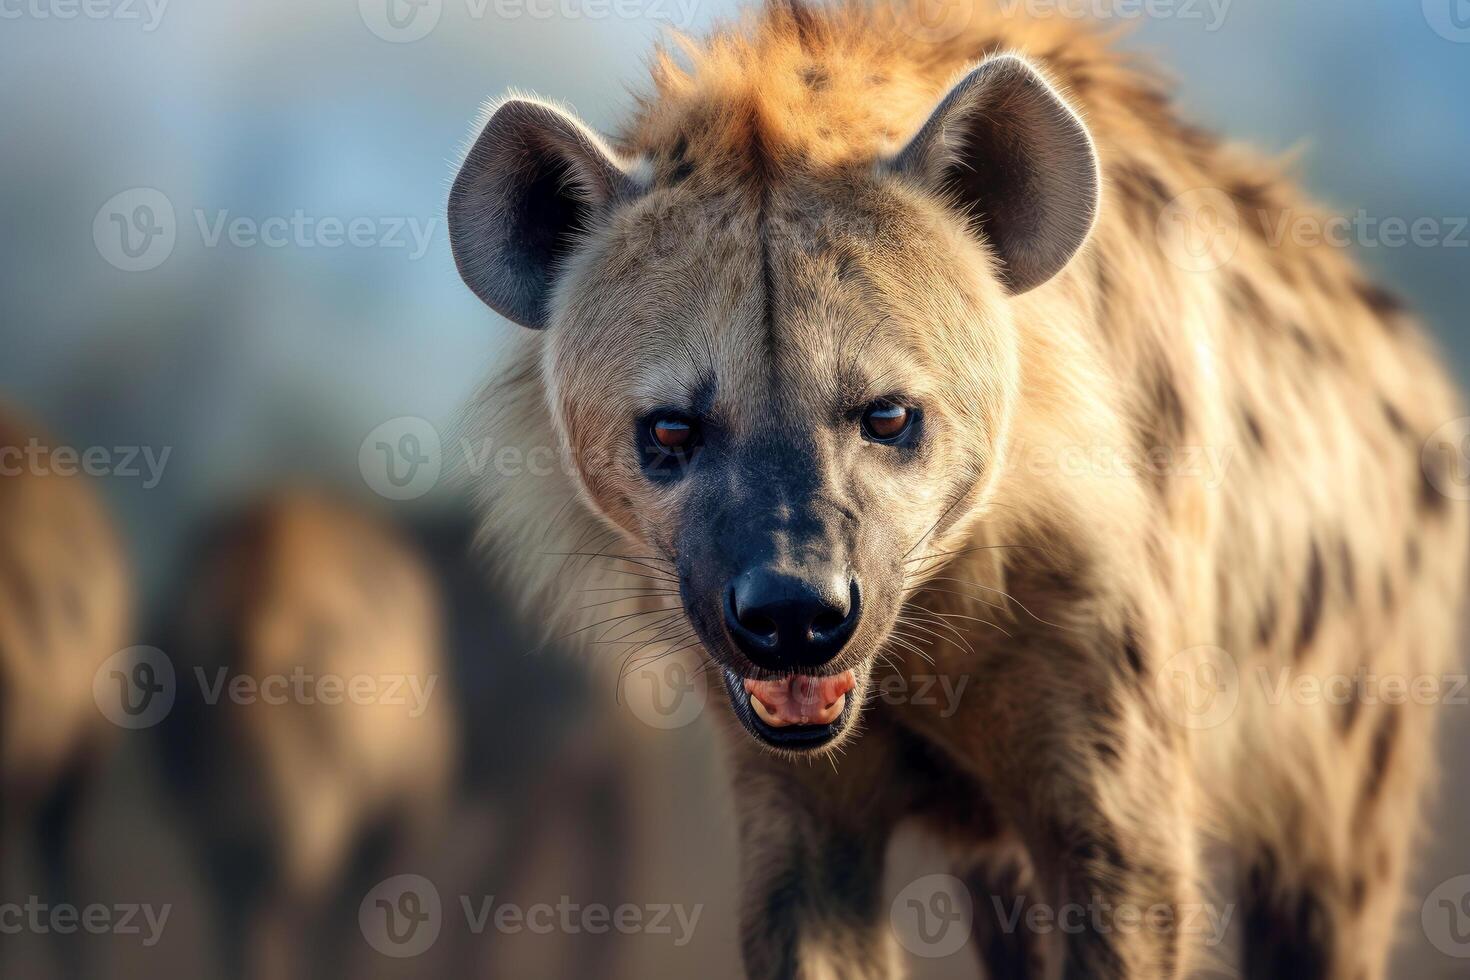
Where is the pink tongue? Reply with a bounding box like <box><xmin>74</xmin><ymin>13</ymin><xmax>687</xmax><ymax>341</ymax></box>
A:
<box><xmin>744</xmin><ymin>670</ymin><xmax>855</xmax><ymax>726</ymax></box>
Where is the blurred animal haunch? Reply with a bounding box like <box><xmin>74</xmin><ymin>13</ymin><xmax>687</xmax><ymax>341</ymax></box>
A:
<box><xmin>0</xmin><ymin>403</ymin><xmax>133</xmax><ymax>976</ymax></box>
<box><xmin>156</xmin><ymin>490</ymin><xmax>456</xmax><ymax>978</ymax></box>
<box><xmin>449</xmin><ymin>1</ymin><xmax>1468</xmax><ymax>976</ymax></box>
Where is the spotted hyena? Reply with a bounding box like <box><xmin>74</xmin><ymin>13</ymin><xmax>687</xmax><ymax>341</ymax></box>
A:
<box><xmin>447</xmin><ymin>2</ymin><xmax>1467</xmax><ymax>976</ymax></box>
<box><xmin>159</xmin><ymin>491</ymin><xmax>455</xmax><ymax>978</ymax></box>
<box><xmin>0</xmin><ymin>406</ymin><xmax>131</xmax><ymax>975</ymax></box>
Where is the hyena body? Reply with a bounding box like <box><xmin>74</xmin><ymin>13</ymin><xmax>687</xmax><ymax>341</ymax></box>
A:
<box><xmin>0</xmin><ymin>407</ymin><xmax>131</xmax><ymax>973</ymax></box>
<box><xmin>161</xmin><ymin>491</ymin><xmax>455</xmax><ymax>978</ymax></box>
<box><xmin>450</xmin><ymin>2</ymin><xmax>1467</xmax><ymax>976</ymax></box>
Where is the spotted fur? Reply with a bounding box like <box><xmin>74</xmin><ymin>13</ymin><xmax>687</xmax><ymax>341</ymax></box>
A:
<box><xmin>454</xmin><ymin>3</ymin><xmax>1467</xmax><ymax>976</ymax></box>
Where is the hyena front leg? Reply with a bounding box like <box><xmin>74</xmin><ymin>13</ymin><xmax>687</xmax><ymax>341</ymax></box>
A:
<box><xmin>730</xmin><ymin>724</ymin><xmax>912</xmax><ymax>980</ymax></box>
<box><xmin>970</xmin><ymin>660</ymin><xmax>1203</xmax><ymax>979</ymax></box>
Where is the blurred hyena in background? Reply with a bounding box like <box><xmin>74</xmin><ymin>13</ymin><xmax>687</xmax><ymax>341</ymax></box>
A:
<box><xmin>0</xmin><ymin>405</ymin><xmax>132</xmax><ymax>977</ymax></box>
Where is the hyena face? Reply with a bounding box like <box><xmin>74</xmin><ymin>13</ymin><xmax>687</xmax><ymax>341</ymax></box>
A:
<box><xmin>450</xmin><ymin>56</ymin><xmax>1099</xmax><ymax>752</ymax></box>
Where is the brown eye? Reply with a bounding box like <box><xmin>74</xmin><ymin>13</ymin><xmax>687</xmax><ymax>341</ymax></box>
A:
<box><xmin>861</xmin><ymin>402</ymin><xmax>913</xmax><ymax>442</ymax></box>
<box><xmin>652</xmin><ymin>418</ymin><xmax>694</xmax><ymax>450</ymax></box>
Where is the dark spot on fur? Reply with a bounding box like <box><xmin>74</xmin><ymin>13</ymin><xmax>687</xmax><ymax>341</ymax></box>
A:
<box><xmin>1256</xmin><ymin>594</ymin><xmax>1277</xmax><ymax>648</ymax></box>
<box><xmin>1379</xmin><ymin>570</ymin><xmax>1395</xmax><ymax>612</ymax></box>
<box><xmin>1116</xmin><ymin>162</ymin><xmax>1172</xmax><ymax>210</ymax></box>
<box><xmin>1243</xmin><ymin>851</ymin><xmax>1332</xmax><ymax>980</ymax></box>
<box><xmin>1296</xmin><ymin>542</ymin><xmax>1325</xmax><ymax>658</ymax></box>
<box><xmin>1361</xmin><ymin>711</ymin><xmax>1398</xmax><ymax>808</ymax></box>
<box><xmin>1355</xmin><ymin>280</ymin><xmax>1407</xmax><ymax>321</ymax></box>
<box><xmin>1381</xmin><ymin>399</ymin><xmax>1410</xmax><ymax>437</ymax></box>
<box><xmin>1338</xmin><ymin>693</ymin><xmax>1360</xmax><ymax>735</ymax></box>
<box><xmin>1349</xmin><ymin>875</ymin><xmax>1366</xmax><ymax>912</ymax></box>
<box><xmin>1406</xmin><ymin>537</ymin><xmax>1421</xmax><ymax>574</ymax></box>
<box><xmin>1228</xmin><ymin>273</ymin><xmax>1269</xmax><ymax>323</ymax></box>
<box><xmin>1242</xmin><ymin>408</ymin><xmax>1266</xmax><ymax>450</ymax></box>
<box><xmin>1122</xmin><ymin>626</ymin><xmax>1146</xmax><ymax>679</ymax></box>
<box><xmin>1289</xmin><ymin>323</ymin><xmax>1321</xmax><ymax>360</ymax></box>
<box><xmin>1420</xmin><ymin>452</ymin><xmax>1450</xmax><ymax>515</ymax></box>
<box><xmin>799</xmin><ymin>65</ymin><xmax>829</xmax><ymax>90</ymax></box>
<box><xmin>1093</xmin><ymin>739</ymin><xmax>1120</xmax><ymax>765</ymax></box>
<box><xmin>1338</xmin><ymin>539</ymin><xmax>1355</xmax><ymax>599</ymax></box>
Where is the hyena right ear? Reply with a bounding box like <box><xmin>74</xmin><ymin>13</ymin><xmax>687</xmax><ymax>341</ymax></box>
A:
<box><xmin>889</xmin><ymin>54</ymin><xmax>1101</xmax><ymax>294</ymax></box>
<box><xmin>449</xmin><ymin>98</ymin><xmax>645</xmax><ymax>330</ymax></box>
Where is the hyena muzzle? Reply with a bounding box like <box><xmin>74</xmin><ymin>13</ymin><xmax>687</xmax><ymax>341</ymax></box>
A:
<box><xmin>447</xmin><ymin>2</ymin><xmax>1468</xmax><ymax>976</ymax></box>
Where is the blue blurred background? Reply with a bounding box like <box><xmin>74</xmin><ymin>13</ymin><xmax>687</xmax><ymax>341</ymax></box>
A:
<box><xmin>1</xmin><ymin>1</ymin><xmax>1467</xmax><ymax>977</ymax></box>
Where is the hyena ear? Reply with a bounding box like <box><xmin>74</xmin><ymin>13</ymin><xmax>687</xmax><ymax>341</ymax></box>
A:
<box><xmin>449</xmin><ymin>97</ymin><xmax>644</xmax><ymax>329</ymax></box>
<box><xmin>890</xmin><ymin>54</ymin><xmax>1100</xmax><ymax>294</ymax></box>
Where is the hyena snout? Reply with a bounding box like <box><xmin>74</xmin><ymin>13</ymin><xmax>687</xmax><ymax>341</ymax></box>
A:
<box><xmin>724</xmin><ymin>566</ymin><xmax>861</xmax><ymax>671</ymax></box>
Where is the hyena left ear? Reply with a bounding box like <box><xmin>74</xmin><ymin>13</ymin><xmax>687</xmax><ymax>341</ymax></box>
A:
<box><xmin>890</xmin><ymin>54</ymin><xmax>1101</xmax><ymax>294</ymax></box>
<box><xmin>449</xmin><ymin>97</ymin><xmax>645</xmax><ymax>329</ymax></box>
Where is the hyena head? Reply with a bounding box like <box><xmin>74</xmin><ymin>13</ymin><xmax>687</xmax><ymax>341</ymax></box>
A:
<box><xmin>450</xmin><ymin>52</ymin><xmax>1098</xmax><ymax>753</ymax></box>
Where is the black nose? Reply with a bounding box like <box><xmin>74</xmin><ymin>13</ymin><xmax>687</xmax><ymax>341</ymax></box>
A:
<box><xmin>724</xmin><ymin>568</ymin><xmax>861</xmax><ymax>670</ymax></box>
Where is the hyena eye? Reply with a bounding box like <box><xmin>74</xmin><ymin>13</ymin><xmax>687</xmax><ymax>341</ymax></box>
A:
<box><xmin>639</xmin><ymin>413</ymin><xmax>703</xmax><ymax>477</ymax></box>
<box><xmin>860</xmin><ymin>401</ymin><xmax>916</xmax><ymax>443</ymax></box>
<box><xmin>652</xmin><ymin>418</ymin><xmax>693</xmax><ymax>450</ymax></box>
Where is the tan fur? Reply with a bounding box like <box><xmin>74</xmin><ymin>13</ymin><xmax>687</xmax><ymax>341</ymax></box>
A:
<box><xmin>0</xmin><ymin>405</ymin><xmax>131</xmax><ymax>807</ymax></box>
<box><xmin>467</xmin><ymin>3</ymin><xmax>1467</xmax><ymax>976</ymax></box>
<box><xmin>168</xmin><ymin>491</ymin><xmax>455</xmax><ymax>975</ymax></box>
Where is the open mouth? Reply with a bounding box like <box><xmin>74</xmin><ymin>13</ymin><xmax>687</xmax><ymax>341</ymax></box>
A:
<box><xmin>719</xmin><ymin>667</ymin><xmax>857</xmax><ymax>751</ymax></box>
